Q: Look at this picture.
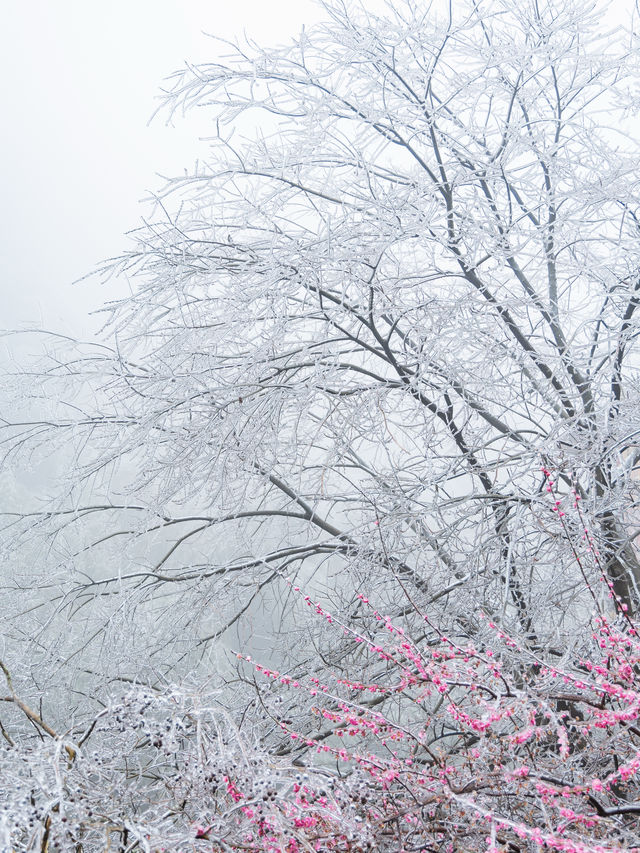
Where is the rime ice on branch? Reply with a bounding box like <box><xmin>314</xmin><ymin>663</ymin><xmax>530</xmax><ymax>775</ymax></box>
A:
<box><xmin>1</xmin><ymin>478</ymin><xmax>640</xmax><ymax>850</ymax></box>
<box><xmin>3</xmin><ymin>0</ymin><xmax>640</xmax><ymax>848</ymax></box>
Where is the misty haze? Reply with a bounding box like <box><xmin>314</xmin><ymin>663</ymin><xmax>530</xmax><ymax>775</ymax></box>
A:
<box><xmin>2</xmin><ymin>1</ymin><xmax>640</xmax><ymax>850</ymax></box>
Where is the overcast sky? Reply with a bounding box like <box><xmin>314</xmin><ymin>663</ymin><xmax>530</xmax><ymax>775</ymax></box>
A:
<box><xmin>0</xmin><ymin>1</ymin><xmax>318</xmax><ymax>340</ymax></box>
<box><xmin>1</xmin><ymin>0</ymin><xmax>636</xmax><ymax>342</ymax></box>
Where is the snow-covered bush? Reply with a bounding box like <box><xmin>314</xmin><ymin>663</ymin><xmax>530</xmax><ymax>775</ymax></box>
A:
<box><xmin>3</xmin><ymin>484</ymin><xmax>640</xmax><ymax>851</ymax></box>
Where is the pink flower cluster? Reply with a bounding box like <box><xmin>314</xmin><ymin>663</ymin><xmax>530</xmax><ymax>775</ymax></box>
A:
<box><xmin>198</xmin><ymin>477</ymin><xmax>640</xmax><ymax>851</ymax></box>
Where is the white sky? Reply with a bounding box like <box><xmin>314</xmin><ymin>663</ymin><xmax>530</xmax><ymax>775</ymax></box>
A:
<box><xmin>0</xmin><ymin>0</ymin><xmax>318</xmax><ymax>338</ymax></box>
<box><xmin>0</xmin><ymin>0</ymin><xmax>635</xmax><ymax>340</ymax></box>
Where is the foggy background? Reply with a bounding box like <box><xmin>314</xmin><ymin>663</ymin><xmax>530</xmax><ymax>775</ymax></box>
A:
<box><xmin>0</xmin><ymin>2</ymin><xmax>323</xmax><ymax>663</ymax></box>
<box><xmin>0</xmin><ymin>0</ymin><xmax>318</xmax><ymax>342</ymax></box>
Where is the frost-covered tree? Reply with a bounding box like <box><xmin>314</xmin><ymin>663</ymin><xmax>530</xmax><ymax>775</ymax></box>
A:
<box><xmin>2</xmin><ymin>0</ymin><xmax>640</xmax><ymax>775</ymax></box>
